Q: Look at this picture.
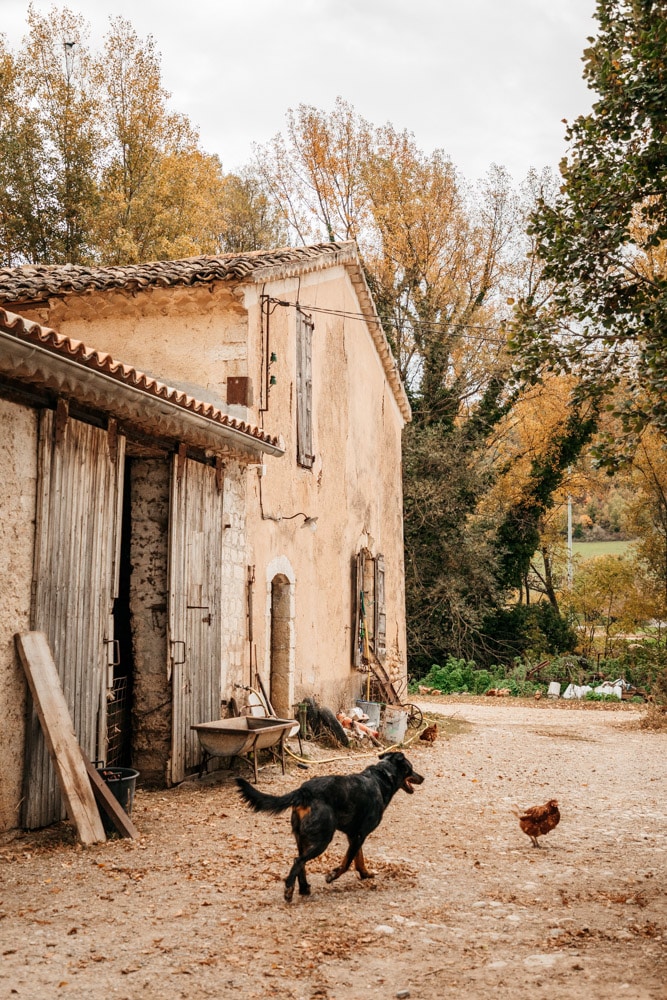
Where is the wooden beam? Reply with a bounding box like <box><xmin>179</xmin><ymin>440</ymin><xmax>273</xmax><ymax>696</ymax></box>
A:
<box><xmin>15</xmin><ymin>632</ymin><xmax>106</xmax><ymax>845</ymax></box>
<box><xmin>83</xmin><ymin>757</ymin><xmax>139</xmax><ymax>840</ymax></box>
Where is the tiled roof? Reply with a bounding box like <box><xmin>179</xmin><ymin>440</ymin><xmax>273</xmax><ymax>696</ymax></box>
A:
<box><xmin>0</xmin><ymin>240</ymin><xmax>412</xmax><ymax>422</ymax></box>
<box><xmin>0</xmin><ymin>244</ymin><xmax>354</xmax><ymax>303</ymax></box>
<box><xmin>0</xmin><ymin>308</ymin><xmax>283</xmax><ymax>454</ymax></box>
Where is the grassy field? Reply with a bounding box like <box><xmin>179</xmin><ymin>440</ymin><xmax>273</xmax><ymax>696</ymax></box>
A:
<box><xmin>572</xmin><ymin>539</ymin><xmax>635</xmax><ymax>560</ymax></box>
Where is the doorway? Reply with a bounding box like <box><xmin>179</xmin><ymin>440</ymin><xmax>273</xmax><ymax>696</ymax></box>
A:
<box><xmin>108</xmin><ymin>457</ymin><xmax>134</xmax><ymax>767</ymax></box>
<box><xmin>269</xmin><ymin>574</ymin><xmax>293</xmax><ymax>718</ymax></box>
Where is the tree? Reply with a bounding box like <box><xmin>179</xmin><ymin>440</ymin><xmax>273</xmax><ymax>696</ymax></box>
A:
<box><xmin>0</xmin><ymin>7</ymin><xmax>278</xmax><ymax>266</ymax></box>
<box><xmin>255</xmin><ymin>97</ymin><xmax>371</xmax><ymax>245</ymax></box>
<box><xmin>402</xmin><ymin>397</ymin><xmax>503</xmax><ymax>672</ymax></box>
<box><xmin>511</xmin><ymin>0</ymin><xmax>667</xmax><ymax>456</ymax></box>
<box><xmin>257</xmin><ymin>100</ymin><xmax>587</xmax><ymax>669</ymax></box>
<box><xmin>92</xmin><ymin>17</ymin><xmax>230</xmax><ymax>263</ymax></box>
<box><xmin>625</xmin><ymin>428</ymin><xmax>667</xmax><ymax>616</ymax></box>
<box><xmin>565</xmin><ymin>553</ymin><xmax>651</xmax><ymax>658</ymax></box>
<box><xmin>0</xmin><ymin>6</ymin><xmax>101</xmax><ymax>264</ymax></box>
<box><xmin>0</xmin><ymin>39</ymin><xmax>51</xmax><ymax>264</ymax></box>
<box><xmin>256</xmin><ymin>107</ymin><xmax>520</xmax><ymax>403</ymax></box>
<box><xmin>214</xmin><ymin>170</ymin><xmax>288</xmax><ymax>253</ymax></box>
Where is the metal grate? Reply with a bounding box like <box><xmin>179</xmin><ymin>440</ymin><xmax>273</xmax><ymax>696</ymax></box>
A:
<box><xmin>106</xmin><ymin>675</ymin><xmax>130</xmax><ymax>766</ymax></box>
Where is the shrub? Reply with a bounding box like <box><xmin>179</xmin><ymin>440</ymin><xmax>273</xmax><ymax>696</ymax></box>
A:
<box><xmin>584</xmin><ymin>691</ymin><xmax>622</xmax><ymax>702</ymax></box>
<box><xmin>477</xmin><ymin>604</ymin><xmax>577</xmax><ymax>667</ymax></box>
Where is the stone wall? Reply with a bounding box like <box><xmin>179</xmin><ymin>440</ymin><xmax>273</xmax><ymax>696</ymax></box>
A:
<box><xmin>0</xmin><ymin>399</ymin><xmax>37</xmax><ymax>833</ymax></box>
<box><xmin>129</xmin><ymin>458</ymin><xmax>171</xmax><ymax>788</ymax></box>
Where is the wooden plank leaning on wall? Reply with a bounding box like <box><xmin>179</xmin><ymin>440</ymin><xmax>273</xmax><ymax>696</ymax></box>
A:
<box><xmin>15</xmin><ymin>631</ymin><xmax>107</xmax><ymax>846</ymax></box>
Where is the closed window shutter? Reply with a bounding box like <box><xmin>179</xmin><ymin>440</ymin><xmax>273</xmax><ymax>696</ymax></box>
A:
<box><xmin>353</xmin><ymin>550</ymin><xmax>364</xmax><ymax>667</ymax></box>
<box><xmin>374</xmin><ymin>553</ymin><xmax>386</xmax><ymax>661</ymax></box>
<box><xmin>296</xmin><ymin>310</ymin><xmax>314</xmax><ymax>468</ymax></box>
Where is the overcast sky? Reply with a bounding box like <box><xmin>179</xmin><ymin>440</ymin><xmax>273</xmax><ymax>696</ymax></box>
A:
<box><xmin>4</xmin><ymin>0</ymin><xmax>598</xmax><ymax>183</ymax></box>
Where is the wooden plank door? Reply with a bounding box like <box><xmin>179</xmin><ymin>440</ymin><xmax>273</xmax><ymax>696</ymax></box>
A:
<box><xmin>24</xmin><ymin>409</ymin><xmax>125</xmax><ymax>829</ymax></box>
<box><xmin>168</xmin><ymin>454</ymin><xmax>223</xmax><ymax>783</ymax></box>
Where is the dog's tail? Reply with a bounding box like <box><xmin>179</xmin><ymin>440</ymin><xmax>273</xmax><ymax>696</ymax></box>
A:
<box><xmin>235</xmin><ymin>777</ymin><xmax>301</xmax><ymax>814</ymax></box>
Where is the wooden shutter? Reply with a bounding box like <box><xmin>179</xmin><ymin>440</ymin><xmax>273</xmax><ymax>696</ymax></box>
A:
<box><xmin>24</xmin><ymin>409</ymin><xmax>125</xmax><ymax>829</ymax></box>
<box><xmin>352</xmin><ymin>551</ymin><xmax>364</xmax><ymax>668</ymax></box>
<box><xmin>374</xmin><ymin>554</ymin><xmax>387</xmax><ymax>662</ymax></box>
<box><xmin>296</xmin><ymin>309</ymin><xmax>314</xmax><ymax>468</ymax></box>
<box><xmin>168</xmin><ymin>453</ymin><xmax>223</xmax><ymax>783</ymax></box>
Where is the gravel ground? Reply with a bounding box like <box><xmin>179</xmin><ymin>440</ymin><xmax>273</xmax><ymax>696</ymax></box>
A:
<box><xmin>0</xmin><ymin>698</ymin><xmax>665</xmax><ymax>1000</ymax></box>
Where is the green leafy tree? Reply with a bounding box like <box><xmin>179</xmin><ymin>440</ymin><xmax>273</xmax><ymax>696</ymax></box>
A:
<box><xmin>402</xmin><ymin>407</ymin><xmax>502</xmax><ymax>672</ymax></box>
<box><xmin>512</xmin><ymin>0</ymin><xmax>667</xmax><ymax>455</ymax></box>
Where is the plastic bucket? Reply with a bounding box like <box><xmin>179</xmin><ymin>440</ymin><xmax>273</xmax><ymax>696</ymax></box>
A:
<box><xmin>356</xmin><ymin>700</ymin><xmax>382</xmax><ymax>730</ymax></box>
<box><xmin>381</xmin><ymin>708</ymin><xmax>408</xmax><ymax>744</ymax></box>
<box><xmin>97</xmin><ymin>767</ymin><xmax>139</xmax><ymax>834</ymax></box>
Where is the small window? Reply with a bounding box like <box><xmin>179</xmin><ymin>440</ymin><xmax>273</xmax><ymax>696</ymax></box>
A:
<box><xmin>296</xmin><ymin>309</ymin><xmax>314</xmax><ymax>468</ymax></box>
<box><xmin>352</xmin><ymin>549</ymin><xmax>386</xmax><ymax>667</ymax></box>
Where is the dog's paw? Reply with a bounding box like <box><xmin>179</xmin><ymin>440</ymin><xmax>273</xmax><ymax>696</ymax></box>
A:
<box><xmin>298</xmin><ymin>883</ymin><xmax>311</xmax><ymax>896</ymax></box>
<box><xmin>358</xmin><ymin>871</ymin><xmax>375</xmax><ymax>880</ymax></box>
<box><xmin>325</xmin><ymin>869</ymin><xmax>340</xmax><ymax>884</ymax></box>
<box><xmin>284</xmin><ymin>883</ymin><xmax>295</xmax><ymax>903</ymax></box>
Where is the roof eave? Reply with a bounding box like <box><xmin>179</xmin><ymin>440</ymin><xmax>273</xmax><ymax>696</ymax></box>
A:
<box><xmin>0</xmin><ymin>328</ymin><xmax>285</xmax><ymax>460</ymax></box>
<box><xmin>242</xmin><ymin>245</ymin><xmax>412</xmax><ymax>423</ymax></box>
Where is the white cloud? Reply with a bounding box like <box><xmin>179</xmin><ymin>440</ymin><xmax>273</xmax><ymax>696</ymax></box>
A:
<box><xmin>3</xmin><ymin>0</ymin><xmax>597</xmax><ymax>181</ymax></box>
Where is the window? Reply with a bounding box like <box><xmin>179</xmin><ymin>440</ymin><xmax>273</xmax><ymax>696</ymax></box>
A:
<box><xmin>296</xmin><ymin>309</ymin><xmax>314</xmax><ymax>468</ymax></box>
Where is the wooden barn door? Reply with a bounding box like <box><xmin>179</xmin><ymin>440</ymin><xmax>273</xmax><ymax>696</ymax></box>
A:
<box><xmin>24</xmin><ymin>407</ymin><xmax>125</xmax><ymax>829</ymax></box>
<box><xmin>168</xmin><ymin>452</ymin><xmax>223</xmax><ymax>783</ymax></box>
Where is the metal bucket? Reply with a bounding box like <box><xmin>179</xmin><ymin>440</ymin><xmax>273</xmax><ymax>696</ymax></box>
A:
<box><xmin>381</xmin><ymin>707</ymin><xmax>408</xmax><ymax>744</ymax></box>
<box><xmin>97</xmin><ymin>767</ymin><xmax>139</xmax><ymax>834</ymax></box>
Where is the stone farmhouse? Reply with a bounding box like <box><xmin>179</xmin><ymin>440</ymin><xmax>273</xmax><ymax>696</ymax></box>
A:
<box><xmin>0</xmin><ymin>241</ymin><xmax>411</xmax><ymax>833</ymax></box>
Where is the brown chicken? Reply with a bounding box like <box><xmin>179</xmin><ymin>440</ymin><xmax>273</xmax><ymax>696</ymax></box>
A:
<box><xmin>513</xmin><ymin>799</ymin><xmax>560</xmax><ymax>847</ymax></box>
<box><xmin>419</xmin><ymin>723</ymin><xmax>438</xmax><ymax>743</ymax></box>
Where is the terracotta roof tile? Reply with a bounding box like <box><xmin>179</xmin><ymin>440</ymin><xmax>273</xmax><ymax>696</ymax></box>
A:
<box><xmin>0</xmin><ymin>240</ymin><xmax>412</xmax><ymax>423</ymax></box>
<box><xmin>0</xmin><ymin>243</ymin><xmax>354</xmax><ymax>303</ymax></box>
<box><xmin>0</xmin><ymin>308</ymin><xmax>282</xmax><ymax>453</ymax></box>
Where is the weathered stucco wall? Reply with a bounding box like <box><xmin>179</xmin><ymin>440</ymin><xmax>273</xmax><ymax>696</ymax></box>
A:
<box><xmin>242</xmin><ymin>265</ymin><xmax>408</xmax><ymax>713</ymax></box>
<box><xmin>220</xmin><ymin>462</ymin><xmax>248</xmax><ymax>699</ymax></box>
<box><xmin>22</xmin><ymin>285</ymin><xmax>249</xmax><ymax>412</ymax></box>
<box><xmin>0</xmin><ymin>399</ymin><xmax>37</xmax><ymax>833</ymax></box>
<box><xmin>130</xmin><ymin>458</ymin><xmax>171</xmax><ymax>788</ymax></box>
<box><xmin>14</xmin><ymin>260</ymin><xmax>408</xmax><ymax>728</ymax></box>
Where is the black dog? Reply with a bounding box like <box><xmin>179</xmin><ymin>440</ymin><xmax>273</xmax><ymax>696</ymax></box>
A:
<box><xmin>235</xmin><ymin>751</ymin><xmax>424</xmax><ymax>901</ymax></box>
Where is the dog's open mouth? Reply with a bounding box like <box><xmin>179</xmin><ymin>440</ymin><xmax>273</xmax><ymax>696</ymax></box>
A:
<box><xmin>403</xmin><ymin>773</ymin><xmax>425</xmax><ymax>794</ymax></box>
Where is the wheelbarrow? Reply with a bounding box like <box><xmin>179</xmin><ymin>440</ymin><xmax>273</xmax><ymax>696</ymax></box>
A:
<box><xmin>191</xmin><ymin>716</ymin><xmax>296</xmax><ymax>783</ymax></box>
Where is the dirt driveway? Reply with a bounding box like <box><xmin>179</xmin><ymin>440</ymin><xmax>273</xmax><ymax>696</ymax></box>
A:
<box><xmin>1</xmin><ymin>698</ymin><xmax>665</xmax><ymax>1000</ymax></box>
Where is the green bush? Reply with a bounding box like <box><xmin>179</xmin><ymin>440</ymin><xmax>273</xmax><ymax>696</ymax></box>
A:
<box><xmin>584</xmin><ymin>691</ymin><xmax>622</xmax><ymax>702</ymax></box>
<box><xmin>411</xmin><ymin>656</ymin><xmax>545</xmax><ymax>697</ymax></box>
<box><xmin>477</xmin><ymin>604</ymin><xmax>577</xmax><ymax>667</ymax></box>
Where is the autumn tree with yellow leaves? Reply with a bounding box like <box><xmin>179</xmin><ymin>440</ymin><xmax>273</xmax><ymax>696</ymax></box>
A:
<box><xmin>0</xmin><ymin>5</ymin><xmax>284</xmax><ymax>266</ymax></box>
<box><xmin>256</xmin><ymin>99</ymin><xmax>584</xmax><ymax>667</ymax></box>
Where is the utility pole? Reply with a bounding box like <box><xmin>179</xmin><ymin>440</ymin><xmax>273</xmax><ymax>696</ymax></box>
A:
<box><xmin>567</xmin><ymin>493</ymin><xmax>573</xmax><ymax>589</ymax></box>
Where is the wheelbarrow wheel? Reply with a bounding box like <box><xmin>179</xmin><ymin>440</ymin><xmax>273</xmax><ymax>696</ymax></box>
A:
<box><xmin>404</xmin><ymin>703</ymin><xmax>423</xmax><ymax>729</ymax></box>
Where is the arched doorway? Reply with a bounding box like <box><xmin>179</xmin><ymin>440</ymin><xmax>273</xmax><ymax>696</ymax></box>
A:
<box><xmin>270</xmin><ymin>574</ymin><xmax>292</xmax><ymax>719</ymax></box>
